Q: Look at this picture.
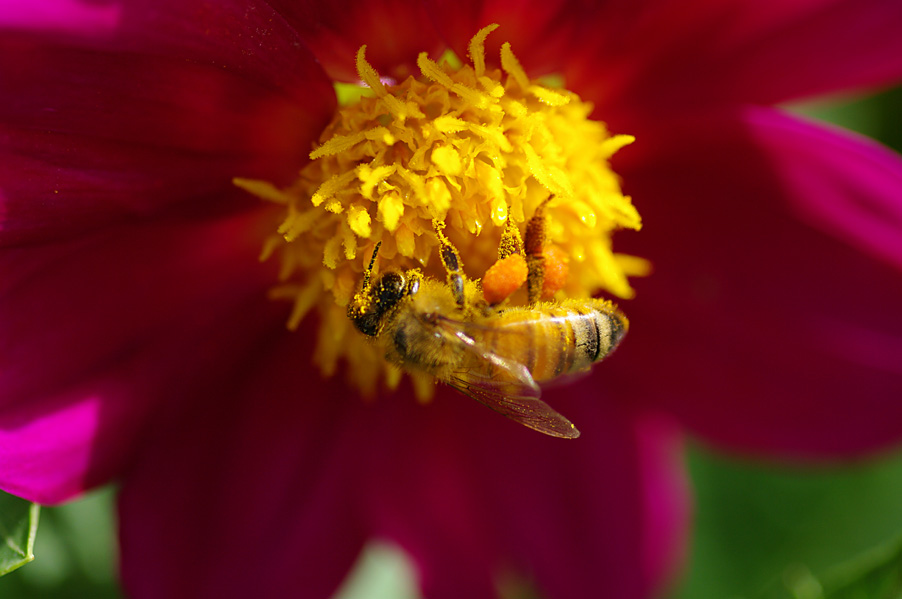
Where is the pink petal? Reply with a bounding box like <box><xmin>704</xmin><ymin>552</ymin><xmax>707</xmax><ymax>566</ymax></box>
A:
<box><xmin>426</xmin><ymin>0</ymin><xmax>902</xmax><ymax>131</ymax></box>
<box><xmin>117</xmin><ymin>335</ymin><xmax>689</xmax><ymax>597</ymax></box>
<box><xmin>267</xmin><ymin>0</ymin><xmax>442</xmax><ymax>82</ymax></box>
<box><xmin>610</xmin><ymin>107</ymin><xmax>902</xmax><ymax>458</ymax></box>
<box><xmin>364</xmin><ymin>379</ymin><xmax>690</xmax><ymax>598</ymax></box>
<box><xmin>1</xmin><ymin>0</ymin><xmax>331</xmax><ymax>102</ymax></box>
<box><xmin>636</xmin><ymin>412</ymin><xmax>690</xmax><ymax>588</ymax></box>
<box><xmin>0</xmin><ymin>0</ymin><xmax>334</xmax><ymax>245</ymax></box>
<box><xmin>117</xmin><ymin>331</ymin><xmax>370</xmax><ymax>598</ymax></box>
<box><xmin>748</xmin><ymin>109</ymin><xmax>902</xmax><ymax>271</ymax></box>
<box><xmin>0</xmin><ymin>0</ymin><xmax>121</xmax><ymax>35</ymax></box>
<box><xmin>0</xmin><ymin>210</ymin><xmax>280</xmax><ymax>503</ymax></box>
<box><xmin>574</xmin><ymin>0</ymin><xmax>902</xmax><ymax>130</ymax></box>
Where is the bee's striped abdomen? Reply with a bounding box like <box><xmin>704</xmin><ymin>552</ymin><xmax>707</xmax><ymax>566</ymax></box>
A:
<box><xmin>472</xmin><ymin>299</ymin><xmax>628</xmax><ymax>383</ymax></box>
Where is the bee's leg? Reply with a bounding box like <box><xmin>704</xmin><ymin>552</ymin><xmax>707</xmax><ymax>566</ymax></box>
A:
<box><xmin>348</xmin><ymin>242</ymin><xmax>384</xmax><ymax>335</ymax></box>
<box><xmin>348</xmin><ymin>242</ymin><xmax>381</xmax><ymax>314</ymax></box>
<box><xmin>433</xmin><ymin>220</ymin><xmax>467</xmax><ymax>309</ymax></box>
<box><xmin>525</xmin><ymin>197</ymin><xmax>552</xmax><ymax>305</ymax></box>
<box><xmin>497</xmin><ymin>207</ymin><xmax>524</xmax><ymax>260</ymax></box>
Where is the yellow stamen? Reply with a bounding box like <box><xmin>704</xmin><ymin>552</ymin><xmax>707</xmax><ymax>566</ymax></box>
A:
<box><xmin>236</xmin><ymin>24</ymin><xmax>644</xmax><ymax>396</ymax></box>
<box><xmin>499</xmin><ymin>42</ymin><xmax>529</xmax><ymax>90</ymax></box>
<box><xmin>468</xmin><ymin>23</ymin><xmax>499</xmax><ymax>77</ymax></box>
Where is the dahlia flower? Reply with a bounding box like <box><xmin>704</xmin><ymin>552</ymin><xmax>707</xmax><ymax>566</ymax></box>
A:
<box><xmin>2</xmin><ymin>1</ymin><xmax>901</xmax><ymax>598</ymax></box>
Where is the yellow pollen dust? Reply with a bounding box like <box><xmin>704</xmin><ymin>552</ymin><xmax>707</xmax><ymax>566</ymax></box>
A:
<box><xmin>235</xmin><ymin>25</ymin><xmax>643</xmax><ymax>397</ymax></box>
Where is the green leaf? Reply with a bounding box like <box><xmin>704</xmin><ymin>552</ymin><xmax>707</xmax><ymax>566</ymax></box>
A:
<box><xmin>780</xmin><ymin>535</ymin><xmax>902</xmax><ymax>599</ymax></box>
<box><xmin>821</xmin><ymin>536</ymin><xmax>902</xmax><ymax>599</ymax></box>
<box><xmin>0</xmin><ymin>490</ymin><xmax>40</xmax><ymax>576</ymax></box>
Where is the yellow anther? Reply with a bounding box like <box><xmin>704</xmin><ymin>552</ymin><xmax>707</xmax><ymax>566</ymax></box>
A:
<box><xmin>310</xmin><ymin>171</ymin><xmax>357</xmax><ymax>207</ymax></box>
<box><xmin>269</xmin><ymin>282</ymin><xmax>321</xmax><ymax>331</ymax></box>
<box><xmin>277</xmin><ymin>207</ymin><xmax>321</xmax><ymax>242</ymax></box>
<box><xmin>467</xmin><ymin>122</ymin><xmax>513</xmax><ymax>152</ymax></box>
<box><xmin>232</xmin><ymin>177</ymin><xmax>290</xmax><ymax>204</ymax></box>
<box><xmin>310</xmin><ymin>131</ymin><xmax>367</xmax><ymax>160</ymax></box>
<box><xmin>500</xmin><ymin>42</ymin><xmax>529</xmax><ymax>90</ymax></box>
<box><xmin>475</xmin><ymin>161</ymin><xmax>505</xmax><ymax>206</ymax></box>
<box><xmin>600</xmin><ymin>134</ymin><xmax>636</xmax><ymax>157</ymax></box>
<box><xmin>468</xmin><ymin>23</ymin><xmax>499</xmax><ymax>77</ymax></box>
<box><xmin>416</xmin><ymin>51</ymin><xmax>455</xmax><ymax>88</ymax></box>
<box><xmin>528</xmin><ymin>85</ymin><xmax>571</xmax><ymax>107</ymax></box>
<box><xmin>323</xmin><ymin>234</ymin><xmax>343</xmax><ymax>269</ymax></box>
<box><xmin>425</xmin><ymin>177</ymin><xmax>452</xmax><ymax>219</ymax></box>
<box><xmin>523</xmin><ymin>143</ymin><xmax>574</xmax><ymax>198</ymax></box>
<box><xmin>356</xmin><ymin>46</ymin><xmax>423</xmax><ymax>121</ymax></box>
<box><xmin>359</xmin><ymin>164</ymin><xmax>397</xmax><ymax>199</ymax></box>
<box><xmin>356</xmin><ymin>45</ymin><xmax>387</xmax><ymax>96</ymax></box>
<box><xmin>431</xmin><ymin>144</ymin><xmax>463</xmax><ymax>175</ymax></box>
<box><xmin>615</xmin><ymin>253</ymin><xmax>653</xmax><ymax>278</ymax></box>
<box><xmin>342</xmin><ymin>223</ymin><xmax>358</xmax><ymax>259</ymax></box>
<box><xmin>396</xmin><ymin>225</ymin><xmax>416</xmax><ymax>257</ymax></box>
<box><xmin>417</xmin><ymin>52</ymin><xmax>492</xmax><ymax>110</ymax></box>
<box><xmin>378</xmin><ymin>191</ymin><xmax>405</xmax><ymax>232</ymax></box>
<box><xmin>490</xmin><ymin>196</ymin><xmax>508</xmax><ymax>227</ymax></box>
<box><xmin>324</xmin><ymin>199</ymin><xmax>343</xmax><ymax>214</ymax></box>
<box><xmin>434</xmin><ymin>115</ymin><xmax>468</xmax><ymax>134</ymax></box>
<box><xmin>347</xmin><ymin>205</ymin><xmax>372</xmax><ymax>238</ymax></box>
<box><xmin>259</xmin><ymin>234</ymin><xmax>282</xmax><ymax>262</ymax></box>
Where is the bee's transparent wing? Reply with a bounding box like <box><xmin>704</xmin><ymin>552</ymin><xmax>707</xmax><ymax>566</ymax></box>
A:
<box><xmin>447</xmin><ymin>373</ymin><xmax>581</xmax><ymax>438</ymax></box>
<box><xmin>435</xmin><ymin>315</ymin><xmax>580</xmax><ymax>439</ymax></box>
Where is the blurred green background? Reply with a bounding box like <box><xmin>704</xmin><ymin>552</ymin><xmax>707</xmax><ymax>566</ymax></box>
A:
<box><xmin>1</xmin><ymin>88</ymin><xmax>900</xmax><ymax>599</ymax></box>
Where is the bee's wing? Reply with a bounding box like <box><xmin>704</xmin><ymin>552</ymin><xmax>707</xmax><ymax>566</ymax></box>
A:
<box><xmin>435</xmin><ymin>315</ymin><xmax>580</xmax><ymax>439</ymax></box>
<box><xmin>447</xmin><ymin>373</ymin><xmax>581</xmax><ymax>438</ymax></box>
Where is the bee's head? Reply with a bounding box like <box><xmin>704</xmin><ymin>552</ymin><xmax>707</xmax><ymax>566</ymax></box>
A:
<box><xmin>348</xmin><ymin>247</ymin><xmax>421</xmax><ymax>336</ymax></box>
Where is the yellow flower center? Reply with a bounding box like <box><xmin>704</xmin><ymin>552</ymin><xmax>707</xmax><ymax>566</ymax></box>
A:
<box><xmin>235</xmin><ymin>25</ymin><xmax>644</xmax><ymax>398</ymax></box>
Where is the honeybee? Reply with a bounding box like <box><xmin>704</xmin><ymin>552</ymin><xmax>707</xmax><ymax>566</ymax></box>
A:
<box><xmin>348</xmin><ymin>201</ymin><xmax>628</xmax><ymax>439</ymax></box>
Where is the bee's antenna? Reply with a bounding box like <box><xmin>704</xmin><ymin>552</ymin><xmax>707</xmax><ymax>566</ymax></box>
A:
<box><xmin>362</xmin><ymin>242</ymin><xmax>382</xmax><ymax>291</ymax></box>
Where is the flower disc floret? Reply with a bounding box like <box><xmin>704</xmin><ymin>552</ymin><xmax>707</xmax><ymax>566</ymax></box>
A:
<box><xmin>235</xmin><ymin>25</ymin><xmax>643</xmax><ymax>396</ymax></box>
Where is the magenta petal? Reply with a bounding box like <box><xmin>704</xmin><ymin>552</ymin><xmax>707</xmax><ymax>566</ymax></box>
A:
<box><xmin>0</xmin><ymin>211</ymin><xmax>278</xmax><ymax>502</ymax></box>
<box><xmin>438</xmin><ymin>0</ymin><xmax>902</xmax><ymax>130</ymax></box>
<box><xmin>635</xmin><ymin>412</ymin><xmax>689</xmax><ymax>588</ymax></box>
<box><xmin>611</xmin><ymin>108</ymin><xmax>902</xmax><ymax>457</ymax></box>
<box><xmin>2</xmin><ymin>0</ymin><xmax>332</xmax><ymax>104</ymax></box>
<box><xmin>0</xmin><ymin>0</ymin><xmax>334</xmax><ymax>245</ymax></box>
<box><xmin>598</xmin><ymin>0</ymin><xmax>902</xmax><ymax>128</ymax></box>
<box><xmin>0</xmin><ymin>0</ymin><xmax>121</xmax><ymax>35</ymax></box>
<box><xmin>364</xmin><ymin>380</ymin><xmax>690</xmax><ymax>598</ymax></box>
<box><xmin>747</xmin><ymin>109</ymin><xmax>902</xmax><ymax>271</ymax></box>
<box><xmin>117</xmin><ymin>334</ymin><xmax>369</xmax><ymax>599</ymax></box>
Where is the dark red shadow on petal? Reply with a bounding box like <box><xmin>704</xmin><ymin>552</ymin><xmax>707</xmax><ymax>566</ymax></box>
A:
<box><xmin>424</xmin><ymin>0</ymin><xmax>613</xmax><ymax>79</ymax></box>
<box><xmin>427</xmin><ymin>0</ymin><xmax>902</xmax><ymax>138</ymax></box>
<box><xmin>569</xmin><ymin>0</ymin><xmax>902</xmax><ymax>132</ymax></box>
<box><xmin>0</xmin><ymin>208</ymin><xmax>281</xmax><ymax>502</ymax></box>
<box><xmin>117</xmin><ymin>322</ymin><xmax>369</xmax><ymax>599</ymax></box>
<box><xmin>609</xmin><ymin>0</ymin><xmax>902</xmax><ymax>126</ymax></box>
<box><xmin>3</xmin><ymin>0</ymin><xmax>333</xmax><ymax>107</ymax></box>
<box><xmin>608</xmin><ymin>107</ymin><xmax>902</xmax><ymax>459</ymax></box>
<box><xmin>85</xmin><ymin>240</ymin><xmax>688</xmax><ymax>598</ymax></box>
<box><xmin>0</xmin><ymin>2</ymin><xmax>335</xmax><ymax>246</ymax></box>
<box><xmin>266</xmin><ymin>0</ymin><xmax>442</xmax><ymax>83</ymax></box>
<box><xmin>363</xmin><ymin>376</ymin><xmax>689</xmax><ymax>598</ymax></box>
